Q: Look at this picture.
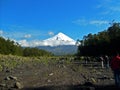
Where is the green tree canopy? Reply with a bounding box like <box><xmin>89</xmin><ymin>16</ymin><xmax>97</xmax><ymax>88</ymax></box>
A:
<box><xmin>77</xmin><ymin>22</ymin><xmax>120</xmax><ymax>56</ymax></box>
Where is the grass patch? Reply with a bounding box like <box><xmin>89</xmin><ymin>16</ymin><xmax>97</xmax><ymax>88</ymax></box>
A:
<box><xmin>0</xmin><ymin>55</ymin><xmax>63</xmax><ymax>71</ymax></box>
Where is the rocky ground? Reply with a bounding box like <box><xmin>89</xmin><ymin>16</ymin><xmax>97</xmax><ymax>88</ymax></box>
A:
<box><xmin>0</xmin><ymin>60</ymin><xmax>119</xmax><ymax>90</ymax></box>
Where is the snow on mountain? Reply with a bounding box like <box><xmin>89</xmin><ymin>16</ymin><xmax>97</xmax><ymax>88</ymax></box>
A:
<box><xmin>19</xmin><ymin>32</ymin><xmax>76</xmax><ymax>47</ymax></box>
<box><xmin>43</xmin><ymin>32</ymin><xmax>76</xmax><ymax>46</ymax></box>
<box><xmin>46</xmin><ymin>32</ymin><xmax>75</xmax><ymax>41</ymax></box>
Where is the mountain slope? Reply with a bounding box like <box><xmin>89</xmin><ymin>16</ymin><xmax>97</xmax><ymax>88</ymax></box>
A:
<box><xmin>35</xmin><ymin>32</ymin><xmax>77</xmax><ymax>55</ymax></box>
<box><xmin>38</xmin><ymin>45</ymin><xmax>78</xmax><ymax>55</ymax></box>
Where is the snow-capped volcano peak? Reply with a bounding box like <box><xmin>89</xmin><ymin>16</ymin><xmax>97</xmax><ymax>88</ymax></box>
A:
<box><xmin>43</xmin><ymin>32</ymin><xmax>76</xmax><ymax>46</ymax></box>
<box><xmin>46</xmin><ymin>32</ymin><xmax>75</xmax><ymax>41</ymax></box>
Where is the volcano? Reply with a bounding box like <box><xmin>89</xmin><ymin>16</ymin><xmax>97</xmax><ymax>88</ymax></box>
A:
<box><xmin>42</xmin><ymin>32</ymin><xmax>76</xmax><ymax>46</ymax></box>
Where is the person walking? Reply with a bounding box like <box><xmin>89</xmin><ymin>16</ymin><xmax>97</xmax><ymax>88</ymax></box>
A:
<box><xmin>110</xmin><ymin>53</ymin><xmax>120</xmax><ymax>87</ymax></box>
<box><xmin>104</xmin><ymin>55</ymin><xmax>110</xmax><ymax>69</ymax></box>
<box><xmin>100</xmin><ymin>56</ymin><xmax>104</xmax><ymax>68</ymax></box>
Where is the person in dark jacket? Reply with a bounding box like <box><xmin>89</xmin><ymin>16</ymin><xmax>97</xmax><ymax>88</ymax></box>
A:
<box><xmin>110</xmin><ymin>53</ymin><xmax>120</xmax><ymax>87</ymax></box>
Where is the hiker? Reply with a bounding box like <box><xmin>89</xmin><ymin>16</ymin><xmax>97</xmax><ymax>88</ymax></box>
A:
<box><xmin>85</xmin><ymin>56</ymin><xmax>89</xmax><ymax>64</ymax></box>
<box><xmin>110</xmin><ymin>53</ymin><xmax>120</xmax><ymax>87</ymax></box>
<box><xmin>99</xmin><ymin>56</ymin><xmax>104</xmax><ymax>68</ymax></box>
<box><xmin>104</xmin><ymin>55</ymin><xmax>110</xmax><ymax>69</ymax></box>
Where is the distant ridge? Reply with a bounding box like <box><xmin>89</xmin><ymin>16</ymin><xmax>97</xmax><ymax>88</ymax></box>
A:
<box><xmin>37</xmin><ymin>45</ymin><xmax>78</xmax><ymax>55</ymax></box>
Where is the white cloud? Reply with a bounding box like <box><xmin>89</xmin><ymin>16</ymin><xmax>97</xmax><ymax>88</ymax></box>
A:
<box><xmin>18</xmin><ymin>39</ymin><xmax>44</xmax><ymax>47</ymax></box>
<box><xmin>30</xmin><ymin>40</ymin><xmax>45</xmax><ymax>47</ymax></box>
<box><xmin>18</xmin><ymin>38</ymin><xmax>76</xmax><ymax>47</ymax></box>
<box><xmin>110</xmin><ymin>6</ymin><xmax>120</xmax><ymax>12</ymax></box>
<box><xmin>48</xmin><ymin>31</ymin><xmax>54</xmax><ymax>36</ymax></box>
<box><xmin>24</xmin><ymin>34</ymin><xmax>31</xmax><ymax>38</ymax></box>
<box><xmin>0</xmin><ymin>30</ymin><xmax>3</xmax><ymax>35</ymax></box>
<box><xmin>73</xmin><ymin>19</ymin><xmax>109</xmax><ymax>26</ymax></box>
<box><xmin>90</xmin><ymin>20</ymin><xmax>109</xmax><ymax>25</ymax></box>
<box><xmin>18</xmin><ymin>39</ymin><xmax>29</xmax><ymax>47</ymax></box>
<box><xmin>72</xmin><ymin>19</ymin><xmax>88</xmax><ymax>26</ymax></box>
<box><xmin>96</xmin><ymin>0</ymin><xmax>120</xmax><ymax>15</ymax></box>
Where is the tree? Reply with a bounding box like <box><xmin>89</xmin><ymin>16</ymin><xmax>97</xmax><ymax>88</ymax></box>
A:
<box><xmin>0</xmin><ymin>37</ymin><xmax>23</xmax><ymax>55</ymax></box>
<box><xmin>23</xmin><ymin>47</ymin><xmax>53</xmax><ymax>57</ymax></box>
<box><xmin>77</xmin><ymin>22</ymin><xmax>120</xmax><ymax>56</ymax></box>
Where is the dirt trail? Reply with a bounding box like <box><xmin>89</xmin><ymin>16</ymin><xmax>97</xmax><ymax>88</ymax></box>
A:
<box><xmin>0</xmin><ymin>62</ymin><xmax>119</xmax><ymax>90</ymax></box>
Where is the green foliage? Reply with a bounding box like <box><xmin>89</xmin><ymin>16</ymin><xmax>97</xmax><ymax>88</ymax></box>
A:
<box><xmin>23</xmin><ymin>47</ymin><xmax>53</xmax><ymax>57</ymax></box>
<box><xmin>0</xmin><ymin>55</ymin><xmax>21</xmax><ymax>70</ymax></box>
<box><xmin>0</xmin><ymin>55</ymin><xmax>60</xmax><ymax>71</ymax></box>
<box><xmin>0</xmin><ymin>37</ymin><xmax>53</xmax><ymax>57</ymax></box>
<box><xmin>0</xmin><ymin>64</ymin><xmax>3</xmax><ymax>71</ymax></box>
<box><xmin>77</xmin><ymin>22</ymin><xmax>120</xmax><ymax>56</ymax></box>
<box><xmin>0</xmin><ymin>37</ymin><xmax>23</xmax><ymax>56</ymax></box>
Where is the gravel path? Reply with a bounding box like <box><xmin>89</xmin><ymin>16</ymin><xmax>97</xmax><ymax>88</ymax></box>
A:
<box><xmin>0</xmin><ymin>62</ymin><xmax>119</xmax><ymax>90</ymax></box>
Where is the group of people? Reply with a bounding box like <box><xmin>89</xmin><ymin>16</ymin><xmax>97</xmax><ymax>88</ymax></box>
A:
<box><xmin>99</xmin><ymin>53</ymin><xmax>120</xmax><ymax>87</ymax></box>
<box><xmin>99</xmin><ymin>55</ymin><xmax>110</xmax><ymax>69</ymax></box>
<box><xmin>83</xmin><ymin>53</ymin><xmax>120</xmax><ymax>87</ymax></box>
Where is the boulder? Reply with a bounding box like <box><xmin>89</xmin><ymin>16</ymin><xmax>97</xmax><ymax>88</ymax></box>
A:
<box><xmin>14</xmin><ymin>82</ymin><xmax>23</xmax><ymax>89</ymax></box>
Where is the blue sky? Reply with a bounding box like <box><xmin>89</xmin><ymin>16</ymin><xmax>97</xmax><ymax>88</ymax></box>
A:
<box><xmin>0</xmin><ymin>0</ymin><xmax>120</xmax><ymax>46</ymax></box>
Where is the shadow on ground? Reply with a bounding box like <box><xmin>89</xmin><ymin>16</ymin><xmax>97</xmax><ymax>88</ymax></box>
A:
<box><xmin>22</xmin><ymin>84</ymin><xmax>120</xmax><ymax>90</ymax></box>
